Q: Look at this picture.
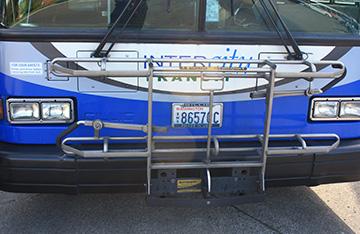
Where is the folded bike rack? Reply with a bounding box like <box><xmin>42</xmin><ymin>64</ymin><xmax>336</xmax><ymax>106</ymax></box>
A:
<box><xmin>50</xmin><ymin>57</ymin><xmax>345</xmax><ymax>203</ymax></box>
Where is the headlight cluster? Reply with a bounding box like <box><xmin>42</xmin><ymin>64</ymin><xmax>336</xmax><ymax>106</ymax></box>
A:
<box><xmin>310</xmin><ymin>98</ymin><xmax>360</xmax><ymax>121</ymax></box>
<box><xmin>7</xmin><ymin>98</ymin><xmax>74</xmax><ymax>124</ymax></box>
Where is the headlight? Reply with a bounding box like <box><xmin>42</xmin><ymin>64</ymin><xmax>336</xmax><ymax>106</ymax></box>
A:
<box><xmin>9</xmin><ymin>102</ymin><xmax>40</xmax><ymax>121</ymax></box>
<box><xmin>312</xmin><ymin>101</ymin><xmax>339</xmax><ymax>118</ymax></box>
<box><xmin>340</xmin><ymin>101</ymin><xmax>360</xmax><ymax>118</ymax></box>
<box><xmin>311</xmin><ymin>98</ymin><xmax>360</xmax><ymax>121</ymax></box>
<box><xmin>7</xmin><ymin>98</ymin><xmax>74</xmax><ymax>124</ymax></box>
<box><xmin>42</xmin><ymin>102</ymin><xmax>71</xmax><ymax>120</ymax></box>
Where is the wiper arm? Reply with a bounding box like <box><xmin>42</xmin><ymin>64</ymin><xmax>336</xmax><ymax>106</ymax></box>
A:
<box><xmin>92</xmin><ymin>0</ymin><xmax>144</xmax><ymax>58</ymax></box>
<box><xmin>267</xmin><ymin>0</ymin><xmax>303</xmax><ymax>60</ymax></box>
<box><xmin>0</xmin><ymin>0</ymin><xmax>7</xmax><ymax>29</ymax></box>
<box><xmin>258</xmin><ymin>0</ymin><xmax>303</xmax><ymax>60</ymax></box>
<box><xmin>0</xmin><ymin>23</ymin><xmax>7</xmax><ymax>29</ymax></box>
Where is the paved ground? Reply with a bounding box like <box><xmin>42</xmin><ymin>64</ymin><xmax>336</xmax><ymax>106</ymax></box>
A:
<box><xmin>0</xmin><ymin>182</ymin><xmax>359</xmax><ymax>234</ymax></box>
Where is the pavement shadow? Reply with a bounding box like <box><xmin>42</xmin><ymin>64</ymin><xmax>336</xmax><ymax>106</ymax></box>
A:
<box><xmin>350</xmin><ymin>182</ymin><xmax>360</xmax><ymax>232</ymax></box>
<box><xmin>0</xmin><ymin>186</ymin><xmax>355</xmax><ymax>234</ymax></box>
<box><xmin>237</xmin><ymin>186</ymin><xmax>355</xmax><ymax>234</ymax></box>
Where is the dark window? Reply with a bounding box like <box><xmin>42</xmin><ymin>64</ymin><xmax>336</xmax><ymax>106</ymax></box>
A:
<box><xmin>278</xmin><ymin>0</ymin><xmax>360</xmax><ymax>35</ymax></box>
<box><xmin>205</xmin><ymin>0</ymin><xmax>360</xmax><ymax>35</ymax></box>
<box><xmin>3</xmin><ymin>0</ymin><xmax>360</xmax><ymax>36</ymax></box>
<box><xmin>205</xmin><ymin>0</ymin><xmax>272</xmax><ymax>32</ymax></box>
<box><xmin>2</xmin><ymin>0</ymin><xmax>199</xmax><ymax>31</ymax></box>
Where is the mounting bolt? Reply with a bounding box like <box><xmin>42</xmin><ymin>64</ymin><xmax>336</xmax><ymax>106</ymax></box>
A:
<box><xmin>93</xmin><ymin>120</ymin><xmax>104</xmax><ymax>130</ymax></box>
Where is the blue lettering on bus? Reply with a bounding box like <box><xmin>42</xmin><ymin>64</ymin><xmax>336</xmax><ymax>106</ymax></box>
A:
<box><xmin>143</xmin><ymin>47</ymin><xmax>254</xmax><ymax>69</ymax></box>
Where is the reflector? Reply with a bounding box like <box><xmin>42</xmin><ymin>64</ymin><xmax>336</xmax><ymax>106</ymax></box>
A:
<box><xmin>0</xmin><ymin>99</ymin><xmax>3</xmax><ymax>120</ymax></box>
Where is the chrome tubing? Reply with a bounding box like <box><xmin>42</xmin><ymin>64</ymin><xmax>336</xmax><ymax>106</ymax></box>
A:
<box><xmin>51</xmin><ymin>57</ymin><xmax>345</xmax><ymax>194</ymax></box>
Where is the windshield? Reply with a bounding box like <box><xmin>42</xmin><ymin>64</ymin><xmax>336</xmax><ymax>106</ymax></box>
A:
<box><xmin>280</xmin><ymin>0</ymin><xmax>359</xmax><ymax>34</ymax></box>
<box><xmin>2</xmin><ymin>0</ymin><xmax>199</xmax><ymax>30</ymax></box>
<box><xmin>206</xmin><ymin>0</ymin><xmax>360</xmax><ymax>34</ymax></box>
<box><xmin>2</xmin><ymin>0</ymin><xmax>360</xmax><ymax>35</ymax></box>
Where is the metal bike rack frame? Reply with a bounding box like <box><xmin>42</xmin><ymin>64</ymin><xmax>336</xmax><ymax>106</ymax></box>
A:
<box><xmin>50</xmin><ymin>57</ymin><xmax>345</xmax><ymax>194</ymax></box>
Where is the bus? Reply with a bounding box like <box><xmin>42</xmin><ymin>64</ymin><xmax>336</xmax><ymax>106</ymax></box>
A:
<box><xmin>0</xmin><ymin>0</ymin><xmax>358</xmax><ymax>206</ymax></box>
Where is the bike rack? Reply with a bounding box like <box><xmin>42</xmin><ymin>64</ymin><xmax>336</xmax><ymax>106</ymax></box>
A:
<box><xmin>50</xmin><ymin>57</ymin><xmax>345</xmax><ymax>198</ymax></box>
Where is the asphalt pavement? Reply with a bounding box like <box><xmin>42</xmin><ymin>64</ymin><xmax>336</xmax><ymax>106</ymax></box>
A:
<box><xmin>0</xmin><ymin>182</ymin><xmax>358</xmax><ymax>234</ymax></box>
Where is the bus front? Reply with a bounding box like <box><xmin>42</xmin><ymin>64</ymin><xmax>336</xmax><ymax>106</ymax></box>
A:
<box><xmin>0</xmin><ymin>0</ymin><xmax>359</xmax><ymax>205</ymax></box>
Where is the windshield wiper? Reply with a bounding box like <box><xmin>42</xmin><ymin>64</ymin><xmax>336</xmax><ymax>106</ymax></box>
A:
<box><xmin>0</xmin><ymin>0</ymin><xmax>6</xmax><ymax>29</ymax></box>
<box><xmin>94</xmin><ymin>0</ymin><xmax>301</xmax><ymax>60</ymax></box>
<box><xmin>257</xmin><ymin>0</ymin><xmax>303</xmax><ymax>60</ymax></box>
<box><xmin>92</xmin><ymin>0</ymin><xmax>144</xmax><ymax>58</ymax></box>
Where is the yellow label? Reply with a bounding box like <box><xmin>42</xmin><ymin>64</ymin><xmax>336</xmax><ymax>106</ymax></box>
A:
<box><xmin>177</xmin><ymin>179</ymin><xmax>202</xmax><ymax>193</ymax></box>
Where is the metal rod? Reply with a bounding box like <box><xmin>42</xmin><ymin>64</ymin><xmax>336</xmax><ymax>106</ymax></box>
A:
<box><xmin>251</xmin><ymin>89</ymin><xmax>322</xmax><ymax>99</ymax></box>
<box><xmin>50</xmin><ymin>58</ymin><xmax>345</xmax><ymax>80</ymax></box>
<box><xmin>146</xmin><ymin>61</ymin><xmax>154</xmax><ymax>195</ymax></box>
<box><xmin>50</xmin><ymin>57</ymin><xmax>345</xmax><ymax>67</ymax></box>
<box><xmin>52</xmin><ymin>57</ymin><xmax>268</xmax><ymax>64</ymax></box>
<box><xmin>26</xmin><ymin>0</ymin><xmax>32</xmax><ymax>24</ymax></box>
<box><xmin>107</xmin><ymin>0</ymin><xmax>111</xmax><ymax>25</ymax></box>
<box><xmin>206</xmin><ymin>169</ymin><xmax>211</xmax><ymax>193</ymax></box>
<box><xmin>213</xmin><ymin>137</ymin><xmax>220</xmax><ymax>156</ymax></box>
<box><xmin>50</xmin><ymin>66</ymin><xmax>344</xmax><ymax>80</ymax></box>
<box><xmin>151</xmin><ymin>161</ymin><xmax>263</xmax><ymax>170</ymax></box>
<box><xmin>260</xmin><ymin>70</ymin><xmax>276</xmax><ymax>191</ymax></box>
<box><xmin>296</xmin><ymin>135</ymin><xmax>307</xmax><ymax>149</ymax></box>
<box><xmin>63</xmin><ymin>136</ymin><xmax>147</xmax><ymax>141</ymax></box>
<box><xmin>61</xmin><ymin>130</ymin><xmax>339</xmax><ymax>157</ymax></box>
<box><xmin>62</xmin><ymin>133</ymin><xmax>339</xmax><ymax>142</ymax></box>
<box><xmin>268</xmin><ymin>146</ymin><xmax>336</xmax><ymax>155</ymax></box>
<box><xmin>82</xmin><ymin>151</ymin><xmax>148</xmax><ymax>158</ymax></box>
<box><xmin>206</xmin><ymin>90</ymin><xmax>214</xmax><ymax>163</ymax></box>
<box><xmin>103</xmin><ymin>137</ymin><xmax>109</xmax><ymax>153</ymax></box>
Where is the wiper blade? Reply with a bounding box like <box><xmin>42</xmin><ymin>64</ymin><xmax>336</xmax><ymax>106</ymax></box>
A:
<box><xmin>0</xmin><ymin>0</ymin><xmax>6</xmax><ymax>29</ymax></box>
<box><xmin>258</xmin><ymin>0</ymin><xmax>303</xmax><ymax>60</ymax></box>
<box><xmin>92</xmin><ymin>0</ymin><xmax>144</xmax><ymax>58</ymax></box>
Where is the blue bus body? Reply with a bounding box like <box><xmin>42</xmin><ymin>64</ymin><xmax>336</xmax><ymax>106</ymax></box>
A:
<box><xmin>1</xmin><ymin>42</ymin><xmax>359</xmax><ymax>143</ymax></box>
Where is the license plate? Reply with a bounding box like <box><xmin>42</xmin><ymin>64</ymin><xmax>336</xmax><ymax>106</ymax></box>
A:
<box><xmin>172</xmin><ymin>103</ymin><xmax>223</xmax><ymax>128</ymax></box>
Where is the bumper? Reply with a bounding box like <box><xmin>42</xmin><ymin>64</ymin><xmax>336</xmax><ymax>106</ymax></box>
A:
<box><xmin>1</xmin><ymin>140</ymin><xmax>360</xmax><ymax>194</ymax></box>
